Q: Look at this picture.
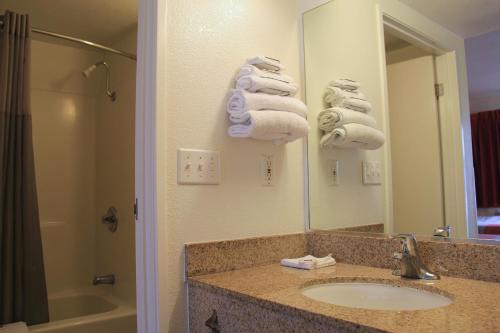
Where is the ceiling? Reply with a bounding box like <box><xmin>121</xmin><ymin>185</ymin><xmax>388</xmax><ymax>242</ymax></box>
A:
<box><xmin>384</xmin><ymin>32</ymin><xmax>410</xmax><ymax>51</ymax></box>
<box><xmin>0</xmin><ymin>0</ymin><xmax>137</xmax><ymax>45</ymax></box>
<box><xmin>399</xmin><ymin>0</ymin><xmax>500</xmax><ymax>38</ymax></box>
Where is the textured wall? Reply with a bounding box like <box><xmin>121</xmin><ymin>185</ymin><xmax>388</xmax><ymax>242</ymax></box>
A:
<box><xmin>157</xmin><ymin>0</ymin><xmax>305</xmax><ymax>331</ymax></box>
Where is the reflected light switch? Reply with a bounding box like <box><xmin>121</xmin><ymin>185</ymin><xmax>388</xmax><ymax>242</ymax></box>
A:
<box><xmin>177</xmin><ymin>149</ymin><xmax>220</xmax><ymax>185</ymax></box>
<box><xmin>363</xmin><ymin>161</ymin><xmax>382</xmax><ymax>185</ymax></box>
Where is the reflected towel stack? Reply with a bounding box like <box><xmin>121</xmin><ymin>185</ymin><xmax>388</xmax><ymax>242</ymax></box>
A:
<box><xmin>319</xmin><ymin>79</ymin><xmax>384</xmax><ymax>150</ymax></box>
<box><xmin>227</xmin><ymin>57</ymin><xmax>309</xmax><ymax>144</ymax></box>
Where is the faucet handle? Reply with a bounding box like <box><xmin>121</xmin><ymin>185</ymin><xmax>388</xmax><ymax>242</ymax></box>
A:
<box><xmin>392</xmin><ymin>252</ymin><xmax>403</xmax><ymax>260</ymax></box>
<box><xmin>392</xmin><ymin>233</ymin><xmax>418</xmax><ymax>255</ymax></box>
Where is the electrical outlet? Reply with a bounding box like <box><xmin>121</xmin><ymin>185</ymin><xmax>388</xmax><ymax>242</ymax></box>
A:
<box><xmin>177</xmin><ymin>149</ymin><xmax>221</xmax><ymax>185</ymax></box>
<box><xmin>362</xmin><ymin>161</ymin><xmax>382</xmax><ymax>185</ymax></box>
<box><xmin>327</xmin><ymin>160</ymin><xmax>340</xmax><ymax>186</ymax></box>
<box><xmin>261</xmin><ymin>154</ymin><xmax>275</xmax><ymax>186</ymax></box>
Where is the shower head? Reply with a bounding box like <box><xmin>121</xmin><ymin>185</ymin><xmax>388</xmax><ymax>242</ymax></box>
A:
<box><xmin>82</xmin><ymin>64</ymin><xmax>98</xmax><ymax>78</ymax></box>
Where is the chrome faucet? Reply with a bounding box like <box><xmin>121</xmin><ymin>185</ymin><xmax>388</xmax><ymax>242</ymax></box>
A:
<box><xmin>93</xmin><ymin>274</ymin><xmax>115</xmax><ymax>285</ymax></box>
<box><xmin>392</xmin><ymin>234</ymin><xmax>439</xmax><ymax>280</ymax></box>
<box><xmin>433</xmin><ymin>225</ymin><xmax>452</xmax><ymax>238</ymax></box>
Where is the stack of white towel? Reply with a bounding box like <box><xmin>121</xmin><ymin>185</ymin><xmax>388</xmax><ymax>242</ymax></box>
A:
<box><xmin>227</xmin><ymin>56</ymin><xmax>309</xmax><ymax>144</ymax></box>
<box><xmin>319</xmin><ymin>79</ymin><xmax>384</xmax><ymax>149</ymax></box>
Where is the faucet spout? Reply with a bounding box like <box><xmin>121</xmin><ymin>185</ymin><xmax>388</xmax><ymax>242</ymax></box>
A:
<box><xmin>392</xmin><ymin>234</ymin><xmax>439</xmax><ymax>280</ymax></box>
<box><xmin>93</xmin><ymin>274</ymin><xmax>115</xmax><ymax>285</ymax></box>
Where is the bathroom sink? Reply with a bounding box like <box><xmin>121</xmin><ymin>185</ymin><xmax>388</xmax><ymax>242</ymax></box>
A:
<box><xmin>301</xmin><ymin>282</ymin><xmax>452</xmax><ymax>310</ymax></box>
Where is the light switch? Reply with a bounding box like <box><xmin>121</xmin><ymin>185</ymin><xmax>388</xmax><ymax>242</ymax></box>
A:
<box><xmin>362</xmin><ymin>161</ymin><xmax>382</xmax><ymax>185</ymax></box>
<box><xmin>177</xmin><ymin>149</ymin><xmax>220</xmax><ymax>185</ymax></box>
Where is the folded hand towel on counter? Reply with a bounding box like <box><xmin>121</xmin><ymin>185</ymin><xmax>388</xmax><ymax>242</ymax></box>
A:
<box><xmin>247</xmin><ymin>56</ymin><xmax>284</xmax><ymax>72</ymax></box>
<box><xmin>342</xmin><ymin>97</ymin><xmax>372</xmax><ymax>113</ymax></box>
<box><xmin>318</xmin><ymin>107</ymin><xmax>376</xmax><ymax>132</ymax></box>
<box><xmin>281</xmin><ymin>254</ymin><xmax>336</xmax><ymax>270</ymax></box>
<box><xmin>237</xmin><ymin>65</ymin><xmax>293</xmax><ymax>83</ymax></box>
<box><xmin>236</xmin><ymin>75</ymin><xmax>298</xmax><ymax>96</ymax></box>
<box><xmin>320</xmin><ymin>123</ymin><xmax>385</xmax><ymax>150</ymax></box>
<box><xmin>227</xmin><ymin>89</ymin><xmax>307</xmax><ymax>123</ymax></box>
<box><xmin>330</xmin><ymin>79</ymin><xmax>361</xmax><ymax>91</ymax></box>
<box><xmin>324</xmin><ymin>86</ymin><xmax>366</xmax><ymax>106</ymax></box>
<box><xmin>228</xmin><ymin>110</ymin><xmax>309</xmax><ymax>144</ymax></box>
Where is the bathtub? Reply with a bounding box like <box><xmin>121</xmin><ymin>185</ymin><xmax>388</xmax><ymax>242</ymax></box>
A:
<box><xmin>29</xmin><ymin>292</ymin><xmax>136</xmax><ymax>333</ymax></box>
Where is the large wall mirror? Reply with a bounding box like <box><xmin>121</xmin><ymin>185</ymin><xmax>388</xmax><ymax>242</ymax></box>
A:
<box><xmin>303</xmin><ymin>0</ymin><xmax>498</xmax><ymax>241</ymax></box>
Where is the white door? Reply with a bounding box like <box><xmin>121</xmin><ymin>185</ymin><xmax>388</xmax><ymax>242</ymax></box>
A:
<box><xmin>387</xmin><ymin>55</ymin><xmax>445</xmax><ymax>235</ymax></box>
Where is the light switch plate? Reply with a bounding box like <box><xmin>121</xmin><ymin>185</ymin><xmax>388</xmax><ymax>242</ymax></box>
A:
<box><xmin>362</xmin><ymin>161</ymin><xmax>382</xmax><ymax>185</ymax></box>
<box><xmin>177</xmin><ymin>149</ymin><xmax>221</xmax><ymax>185</ymax></box>
<box><xmin>261</xmin><ymin>154</ymin><xmax>275</xmax><ymax>186</ymax></box>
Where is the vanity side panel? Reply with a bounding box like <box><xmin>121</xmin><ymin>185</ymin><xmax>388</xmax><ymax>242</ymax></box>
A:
<box><xmin>188</xmin><ymin>283</ymin><xmax>371</xmax><ymax>333</ymax></box>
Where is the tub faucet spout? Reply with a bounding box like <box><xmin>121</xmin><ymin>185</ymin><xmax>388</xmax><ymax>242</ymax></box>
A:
<box><xmin>93</xmin><ymin>274</ymin><xmax>115</xmax><ymax>285</ymax></box>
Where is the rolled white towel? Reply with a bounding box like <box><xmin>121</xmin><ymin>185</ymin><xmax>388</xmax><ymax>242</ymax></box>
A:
<box><xmin>228</xmin><ymin>110</ymin><xmax>309</xmax><ymax>144</ymax></box>
<box><xmin>318</xmin><ymin>107</ymin><xmax>376</xmax><ymax>132</ymax></box>
<box><xmin>236</xmin><ymin>75</ymin><xmax>297</xmax><ymax>96</ymax></box>
<box><xmin>324</xmin><ymin>86</ymin><xmax>365</xmax><ymax>107</ymax></box>
<box><xmin>247</xmin><ymin>56</ymin><xmax>284</xmax><ymax>72</ymax></box>
<box><xmin>342</xmin><ymin>97</ymin><xmax>372</xmax><ymax>113</ymax></box>
<box><xmin>281</xmin><ymin>254</ymin><xmax>336</xmax><ymax>270</ymax></box>
<box><xmin>236</xmin><ymin>65</ymin><xmax>293</xmax><ymax>83</ymax></box>
<box><xmin>320</xmin><ymin>123</ymin><xmax>385</xmax><ymax>150</ymax></box>
<box><xmin>227</xmin><ymin>89</ymin><xmax>307</xmax><ymax>123</ymax></box>
<box><xmin>329</xmin><ymin>79</ymin><xmax>361</xmax><ymax>91</ymax></box>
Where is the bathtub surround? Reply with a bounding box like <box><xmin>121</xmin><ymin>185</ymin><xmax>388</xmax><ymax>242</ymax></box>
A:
<box><xmin>186</xmin><ymin>231</ymin><xmax>499</xmax><ymax>282</ymax></box>
<box><xmin>0</xmin><ymin>11</ymin><xmax>49</xmax><ymax>325</ymax></box>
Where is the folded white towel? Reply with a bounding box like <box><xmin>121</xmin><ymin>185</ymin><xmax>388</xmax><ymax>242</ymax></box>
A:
<box><xmin>324</xmin><ymin>86</ymin><xmax>365</xmax><ymax>107</ymax></box>
<box><xmin>0</xmin><ymin>322</ymin><xmax>28</xmax><ymax>333</ymax></box>
<box><xmin>237</xmin><ymin>65</ymin><xmax>293</xmax><ymax>83</ymax></box>
<box><xmin>228</xmin><ymin>110</ymin><xmax>309</xmax><ymax>144</ymax></box>
<box><xmin>247</xmin><ymin>56</ymin><xmax>284</xmax><ymax>72</ymax></box>
<box><xmin>281</xmin><ymin>254</ymin><xmax>336</xmax><ymax>270</ymax></box>
<box><xmin>236</xmin><ymin>75</ymin><xmax>297</xmax><ymax>96</ymax></box>
<box><xmin>318</xmin><ymin>107</ymin><xmax>376</xmax><ymax>132</ymax></box>
<box><xmin>320</xmin><ymin>123</ymin><xmax>385</xmax><ymax>150</ymax></box>
<box><xmin>342</xmin><ymin>97</ymin><xmax>372</xmax><ymax>113</ymax></box>
<box><xmin>330</xmin><ymin>79</ymin><xmax>361</xmax><ymax>91</ymax></box>
<box><xmin>227</xmin><ymin>89</ymin><xmax>307</xmax><ymax>123</ymax></box>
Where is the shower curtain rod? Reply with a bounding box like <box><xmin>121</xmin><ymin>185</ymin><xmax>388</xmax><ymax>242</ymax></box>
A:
<box><xmin>0</xmin><ymin>19</ymin><xmax>137</xmax><ymax>61</ymax></box>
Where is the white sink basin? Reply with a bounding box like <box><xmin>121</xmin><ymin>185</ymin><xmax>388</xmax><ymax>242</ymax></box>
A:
<box><xmin>301</xmin><ymin>282</ymin><xmax>452</xmax><ymax>310</ymax></box>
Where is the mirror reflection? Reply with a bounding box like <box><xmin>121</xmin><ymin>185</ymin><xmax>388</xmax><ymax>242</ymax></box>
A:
<box><xmin>303</xmin><ymin>0</ymin><xmax>499</xmax><ymax>241</ymax></box>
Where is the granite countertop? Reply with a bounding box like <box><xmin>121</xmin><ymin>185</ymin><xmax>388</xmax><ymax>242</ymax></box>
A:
<box><xmin>188</xmin><ymin>263</ymin><xmax>500</xmax><ymax>333</ymax></box>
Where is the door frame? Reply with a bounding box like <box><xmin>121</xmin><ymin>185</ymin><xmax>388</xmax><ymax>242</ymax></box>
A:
<box><xmin>135</xmin><ymin>0</ymin><xmax>165</xmax><ymax>332</ymax></box>
<box><xmin>375</xmin><ymin>4</ymin><xmax>477</xmax><ymax>239</ymax></box>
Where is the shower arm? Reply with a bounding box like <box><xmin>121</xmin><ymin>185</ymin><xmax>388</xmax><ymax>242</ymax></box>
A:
<box><xmin>96</xmin><ymin>61</ymin><xmax>117</xmax><ymax>102</ymax></box>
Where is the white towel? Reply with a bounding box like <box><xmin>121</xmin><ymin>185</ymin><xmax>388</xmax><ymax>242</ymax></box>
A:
<box><xmin>320</xmin><ymin>123</ymin><xmax>385</xmax><ymax>150</ymax></box>
<box><xmin>324</xmin><ymin>86</ymin><xmax>365</xmax><ymax>107</ymax></box>
<box><xmin>318</xmin><ymin>107</ymin><xmax>376</xmax><ymax>132</ymax></box>
<box><xmin>342</xmin><ymin>97</ymin><xmax>372</xmax><ymax>113</ymax></box>
<box><xmin>281</xmin><ymin>254</ymin><xmax>336</xmax><ymax>270</ymax></box>
<box><xmin>330</xmin><ymin>79</ymin><xmax>361</xmax><ymax>91</ymax></box>
<box><xmin>0</xmin><ymin>322</ymin><xmax>28</xmax><ymax>333</ymax></box>
<box><xmin>236</xmin><ymin>65</ymin><xmax>293</xmax><ymax>83</ymax></box>
<box><xmin>236</xmin><ymin>75</ymin><xmax>298</xmax><ymax>96</ymax></box>
<box><xmin>227</xmin><ymin>89</ymin><xmax>307</xmax><ymax>123</ymax></box>
<box><xmin>247</xmin><ymin>56</ymin><xmax>284</xmax><ymax>72</ymax></box>
<box><xmin>228</xmin><ymin>110</ymin><xmax>309</xmax><ymax>144</ymax></box>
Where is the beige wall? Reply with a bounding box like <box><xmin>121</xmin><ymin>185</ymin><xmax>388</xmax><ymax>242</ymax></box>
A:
<box><xmin>95</xmin><ymin>28</ymin><xmax>137</xmax><ymax>307</ymax></box>
<box><xmin>31</xmin><ymin>39</ymin><xmax>101</xmax><ymax>294</ymax></box>
<box><xmin>304</xmin><ymin>0</ymin><xmax>386</xmax><ymax>230</ymax></box>
<box><xmin>158</xmin><ymin>0</ymin><xmax>305</xmax><ymax>331</ymax></box>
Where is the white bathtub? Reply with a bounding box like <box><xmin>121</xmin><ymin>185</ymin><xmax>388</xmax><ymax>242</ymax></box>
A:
<box><xmin>29</xmin><ymin>292</ymin><xmax>136</xmax><ymax>333</ymax></box>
